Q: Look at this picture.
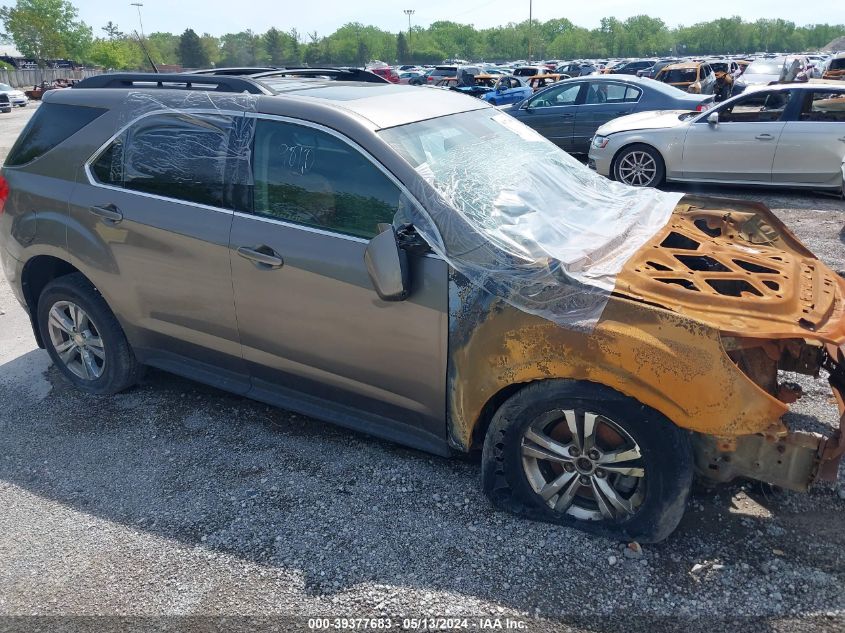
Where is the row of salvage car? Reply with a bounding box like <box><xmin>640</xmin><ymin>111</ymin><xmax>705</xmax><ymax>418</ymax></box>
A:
<box><xmin>416</xmin><ymin>59</ymin><xmax>844</xmax><ymax>195</ymax></box>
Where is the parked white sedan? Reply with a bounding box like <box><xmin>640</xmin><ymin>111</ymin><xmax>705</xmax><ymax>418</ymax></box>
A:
<box><xmin>588</xmin><ymin>84</ymin><xmax>845</xmax><ymax>195</ymax></box>
<box><xmin>0</xmin><ymin>83</ymin><xmax>28</xmax><ymax>107</ymax></box>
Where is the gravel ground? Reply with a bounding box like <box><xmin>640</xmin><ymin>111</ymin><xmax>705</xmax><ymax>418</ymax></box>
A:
<box><xmin>1</xmin><ymin>107</ymin><xmax>844</xmax><ymax>632</ymax></box>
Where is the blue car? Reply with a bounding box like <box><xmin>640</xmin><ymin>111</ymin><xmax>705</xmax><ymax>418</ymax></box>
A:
<box><xmin>480</xmin><ymin>76</ymin><xmax>533</xmax><ymax>106</ymax></box>
<box><xmin>506</xmin><ymin>75</ymin><xmax>714</xmax><ymax>154</ymax></box>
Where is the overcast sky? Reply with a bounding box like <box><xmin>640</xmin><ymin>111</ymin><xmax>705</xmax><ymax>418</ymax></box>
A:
<box><xmin>73</xmin><ymin>0</ymin><xmax>845</xmax><ymax>38</ymax></box>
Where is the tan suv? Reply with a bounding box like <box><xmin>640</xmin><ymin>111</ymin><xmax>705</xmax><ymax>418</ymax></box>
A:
<box><xmin>1</xmin><ymin>73</ymin><xmax>842</xmax><ymax>542</ymax></box>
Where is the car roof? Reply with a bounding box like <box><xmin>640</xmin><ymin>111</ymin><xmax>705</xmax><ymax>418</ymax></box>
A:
<box><xmin>661</xmin><ymin>62</ymin><xmax>701</xmax><ymax>70</ymax></box>
<box><xmin>62</xmin><ymin>77</ymin><xmax>490</xmax><ymax>130</ymax></box>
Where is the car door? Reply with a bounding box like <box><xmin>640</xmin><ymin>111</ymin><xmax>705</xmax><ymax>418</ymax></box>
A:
<box><xmin>772</xmin><ymin>90</ymin><xmax>845</xmax><ymax>186</ymax></box>
<box><xmin>69</xmin><ymin>110</ymin><xmax>248</xmax><ymax>390</ymax></box>
<box><xmin>572</xmin><ymin>82</ymin><xmax>640</xmax><ymax>154</ymax></box>
<box><xmin>514</xmin><ymin>82</ymin><xmax>585</xmax><ymax>150</ymax></box>
<box><xmin>681</xmin><ymin>89</ymin><xmax>792</xmax><ymax>182</ymax></box>
<box><xmin>228</xmin><ymin>116</ymin><xmax>449</xmax><ymax>449</ymax></box>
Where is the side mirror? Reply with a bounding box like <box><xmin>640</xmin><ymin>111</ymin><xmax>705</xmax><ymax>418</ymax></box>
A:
<box><xmin>707</xmin><ymin>112</ymin><xmax>719</xmax><ymax>125</ymax></box>
<box><xmin>364</xmin><ymin>224</ymin><xmax>410</xmax><ymax>302</ymax></box>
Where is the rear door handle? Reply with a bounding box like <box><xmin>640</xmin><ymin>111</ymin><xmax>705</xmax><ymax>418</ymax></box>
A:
<box><xmin>755</xmin><ymin>133</ymin><xmax>774</xmax><ymax>140</ymax></box>
<box><xmin>89</xmin><ymin>204</ymin><xmax>123</xmax><ymax>223</ymax></box>
<box><xmin>237</xmin><ymin>246</ymin><xmax>284</xmax><ymax>269</ymax></box>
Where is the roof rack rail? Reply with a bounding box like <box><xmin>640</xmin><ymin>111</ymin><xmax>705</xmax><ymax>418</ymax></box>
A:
<box><xmin>192</xmin><ymin>67</ymin><xmax>283</xmax><ymax>76</ymax></box>
<box><xmin>251</xmin><ymin>67</ymin><xmax>388</xmax><ymax>84</ymax></box>
<box><xmin>73</xmin><ymin>73</ymin><xmax>271</xmax><ymax>94</ymax></box>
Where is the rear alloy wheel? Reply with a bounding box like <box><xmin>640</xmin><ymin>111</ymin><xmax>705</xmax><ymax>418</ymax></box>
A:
<box><xmin>482</xmin><ymin>380</ymin><xmax>693</xmax><ymax>542</ymax></box>
<box><xmin>37</xmin><ymin>273</ymin><xmax>143</xmax><ymax>394</ymax></box>
<box><xmin>47</xmin><ymin>301</ymin><xmax>106</xmax><ymax>381</ymax></box>
<box><xmin>613</xmin><ymin>144</ymin><xmax>665</xmax><ymax>188</ymax></box>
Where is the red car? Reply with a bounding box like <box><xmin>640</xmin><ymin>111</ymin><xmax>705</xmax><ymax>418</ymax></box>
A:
<box><xmin>369</xmin><ymin>66</ymin><xmax>400</xmax><ymax>83</ymax></box>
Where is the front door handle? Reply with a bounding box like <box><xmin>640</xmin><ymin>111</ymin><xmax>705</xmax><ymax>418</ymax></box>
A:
<box><xmin>755</xmin><ymin>133</ymin><xmax>774</xmax><ymax>140</ymax></box>
<box><xmin>237</xmin><ymin>246</ymin><xmax>284</xmax><ymax>269</ymax></box>
<box><xmin>89</xmin><ymin>204</ymin><xmax>123</xmax><ymax>223</ymax></box>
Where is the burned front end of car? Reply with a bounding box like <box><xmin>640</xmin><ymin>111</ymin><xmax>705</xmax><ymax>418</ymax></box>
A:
<box><xmin>612</xmin><ymin>195</ymin><xmax>845</xmax><ymax>491</ymax></box>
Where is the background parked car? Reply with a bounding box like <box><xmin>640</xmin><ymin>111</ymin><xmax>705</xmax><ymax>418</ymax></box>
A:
<box><xmin>654</xmin><ymin>62</ymin><xmax>716</xmax><ymax>94</ymax></box>
<box><xmin>0</xmin><ymin>83</ymin><xmax>28</xmax><ymax>107</ymax></box>
<box><xmin>588</xmin><ymin>84</ymin><xmax>845</xmax><ymax>193</ymax></box>
<box><xmin>0</xmin><ymin>92</ymin><xmax>10</xmax><ymax>113</ymax></box>
<box><xmin>823</xmin><ymin>52</ymin><xmax>845</xmax><ymax>80</ymax></box>
<box><xmin>398</xmin><ymin>71</ymin><xmax>425</xmax><ymax>85</ymax></box>
<box><xmin>604</xmin><ymin>59</ymin><xmax>656</xmax><ymax>75</ymax></box>
<box><xmin>513</xmin><ymin>66</ymin><xmax>547</xmax><ymax>77</ymax></box>
<box><xmin>506</xmin><ymin>75</ymin><xmax>714</xmax><ymax>154</ymax></box>
<box><xmin>367</xmin><ymin>65</ymin><xmax>400</xmax><ymax>84</ymax></box>
<box><xmin>731</xmin><ymin>56</ymin><xmax>811</xmax><ymax>95</ymax></box>
<box><xmin>638</xmin><ymin>59</ymin><xmax>680</xmax><ymax>79</ymax></box>
<box><xmin>480</xmin><ymin>75</ymin><xmax>532</xmax><ymax>106</ymax></box>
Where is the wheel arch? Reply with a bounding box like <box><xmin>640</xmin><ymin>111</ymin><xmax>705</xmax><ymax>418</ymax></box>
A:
<box><xmin>21</xmin><ymin>255</ymin><xmax>84</xmax><ymax>348</ymax></box>
<box><xmin>448</xmin><ymin>294</ymin><xmax>787</xmax><ymax>454</ymax></box>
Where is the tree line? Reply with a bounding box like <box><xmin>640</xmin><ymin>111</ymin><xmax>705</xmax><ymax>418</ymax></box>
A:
<box><xmin>1</xmin><ymin>0</ymin><xmax>842</xmax><ymax>71</ymax></box>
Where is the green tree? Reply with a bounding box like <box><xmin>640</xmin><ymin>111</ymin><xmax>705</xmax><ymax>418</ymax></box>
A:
<box><xmin>263</xmin><ymin>27</ymin><xmax>286</xmax><ymax>65</ymax></box>
<box><xmin>102</xmin><ymin>21</ymin><xmax>123</xmax><ymax>41</ymax></box>
<box><xmin>88</xmin><ymin>37</ymin><xmax>140</xmax><ymax>69</ymax></box>
<box><xmin>146</xmin><ymin>32</ymin><xmax>179</xmax><ymax>65</ymax></box>
<box><xmin>288</xmin><ymin>28</ymin><xmax>301</xmax><ymax>64</ymax></box>
<box><xmin>200</xmin><ymin>33</ymin><xmax>220</xmax><ymax>66</ymax></box>
<box><xmin>396</xmin><ymin>31</ymin><xmax>409</xmax><ymax>63</ymax></box>
<box><xmin>0</xmin><ymin>0</ymin><xmax>92</xmax><ymax>64</ymax></box>
<box><xmin>177</xmin><ymin>28</ymin><xmax>209</xmax><ymax>68</ymax></box>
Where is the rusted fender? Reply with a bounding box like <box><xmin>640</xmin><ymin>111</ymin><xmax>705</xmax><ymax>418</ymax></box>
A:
<box><xmin>447</xmin><ymin>279</ymin><xmax>787</xmax><ymax>452</ymax></box>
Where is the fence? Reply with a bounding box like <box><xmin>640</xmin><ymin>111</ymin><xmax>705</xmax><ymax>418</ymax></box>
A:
<box><xmin>0</xmin><ymin>68</ymin><xmax>103</xmax><ymax>89</ymax></box>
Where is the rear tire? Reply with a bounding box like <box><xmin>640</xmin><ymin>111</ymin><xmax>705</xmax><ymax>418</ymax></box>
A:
<box><xmin>481</xmin><ymin>380</ymin><xmax>693</xmax><ymax>543</ymax></box>
<box><xmin>37</xmin><ymin>273</ymin><xmax>142</xmax><ymax>395</ymax></box>
<box><xmin>612</xmin><ymin>144</ymin><xmax>666</xmax><ymax>188</ymax></box>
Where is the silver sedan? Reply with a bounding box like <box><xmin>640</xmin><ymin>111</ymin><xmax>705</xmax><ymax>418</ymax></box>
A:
<box><xmin>588</xmin><ymin>84</ymin><xmax>845</xmax><ymax>195</ymax></box>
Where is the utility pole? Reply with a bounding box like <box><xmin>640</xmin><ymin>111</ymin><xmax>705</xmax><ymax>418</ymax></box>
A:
<box><xmin>403</xmin><ymin>9</ymin><xmax>415</xmax><ymax>45</ymax></box>
<box><xmin>130</xmin><ymin>3</ymin><xmax>145</xmax><ymax>39</ymax></box>
<box><xmin>528</xmin><ymin>0</ymin><xmax>532</xmax><ymax>63</ymax></box>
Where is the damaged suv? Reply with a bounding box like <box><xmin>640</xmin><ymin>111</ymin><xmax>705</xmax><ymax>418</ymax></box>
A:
<box><xmin>1</xmin><ymin>73</ymin><xmax>843</xmax><ymax>542</ymax></box>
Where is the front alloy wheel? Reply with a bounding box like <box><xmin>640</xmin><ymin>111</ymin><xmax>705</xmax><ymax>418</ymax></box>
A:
<box><xmin>613</xmin><ymin>144</ymin><xmax>665</xmax><ymax>188</ymax></box>
<box><xmin>481</xmin><ymin>380</ymin><xmax>693</xmax><ymax>542</ymax></box>
<box><xmin>617</xmin><ymin>151</ymin><xmax>657</xmax><ymax>186</ymax></box>
<box><xmin>520</xmin><ymin>409</ymin><xmax>645</xmax><ymax>521</ymax></box>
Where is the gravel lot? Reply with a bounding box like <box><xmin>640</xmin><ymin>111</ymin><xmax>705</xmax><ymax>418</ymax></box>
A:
<box><xmin>1</xmin><ymin>106</ymin><xmax>844</xmax><ymax>632</ymax></box>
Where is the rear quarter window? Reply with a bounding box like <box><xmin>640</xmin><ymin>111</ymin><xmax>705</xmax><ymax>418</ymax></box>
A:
<box><xmin>5</xmin><ymin>103</ymin><xmax>107</xmax><ymax>167</ymax></box>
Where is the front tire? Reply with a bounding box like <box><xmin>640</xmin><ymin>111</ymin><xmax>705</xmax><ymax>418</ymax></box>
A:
<box><xmin>613</xmin><ymin>144</ymin><xmax>665</xmax><ymax>188</ymax></box>
<box><xmin>481</xmin><ymin>380</ymin><xmax>693</xmax><ymax>543</ymax></box>
<box><xmin>37</xmin><ymin>273</ymin><xmax>142</xmax><ymax>395</ymax></box>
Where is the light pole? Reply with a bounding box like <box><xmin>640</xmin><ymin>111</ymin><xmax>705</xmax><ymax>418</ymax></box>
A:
<box><xmin>528</xmin><ymin>0</ymin><xmax>532</xmax><ymax>63</ymax></box>
<box><xmin>130</xmin><ymin>3</ymin><xmax>145</xmax><ymax>39</ymax></box>
<box><xmin>403</xmin><ymin>9</ymin><xmax>414</xmax><ymax>45</ymax></box>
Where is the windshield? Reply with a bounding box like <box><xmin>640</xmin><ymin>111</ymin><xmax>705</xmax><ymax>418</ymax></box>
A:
<box><xmin>830</xmin><ymin>59</ymin><xmax>845</xmax><ymax>71</ymax></box>
<box><xmin>0</xmin><ymin>83</ymin><xmax>12</xmax><ymax>91</ymax></box>
<box><xmin>378</xmin><ymin>109</ymin><xmax>681</xmax><ymax>329</ymax></box>
<box><xmin>746</xmin><ymin>60</ymin><xmax>783</xmax><ymax>76</ymax></box>
<box><xmin>661</xmin><ymin>69</ymin><xmax>697</xmax><ymax>83</ymax></box>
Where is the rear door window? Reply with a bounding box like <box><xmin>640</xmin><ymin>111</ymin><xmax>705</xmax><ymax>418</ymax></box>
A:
<box><xmin>6</xmin><ymin>103</ymin><xmax>107</xmax><ymax>167</ymax></box>
<box><xmin>251</xmin><ymin>119</ymin><xmax>401</xmax><ymax>239</ymax></box>
<box><xmin>800</xmin><ymin>92</ymin><xmax>845</xmax><ymax>122</ymax></box>
<box><xmin>90</xmin><ymin>112</ymin><xmax>241</xmax><ymax>208</ymax></box>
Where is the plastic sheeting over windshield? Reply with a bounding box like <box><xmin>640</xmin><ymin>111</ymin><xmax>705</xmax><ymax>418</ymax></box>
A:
<box><xmin>380</xmin><ymin>109</ymin><xmax>683</xmax><ymax>330</ymax></box>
